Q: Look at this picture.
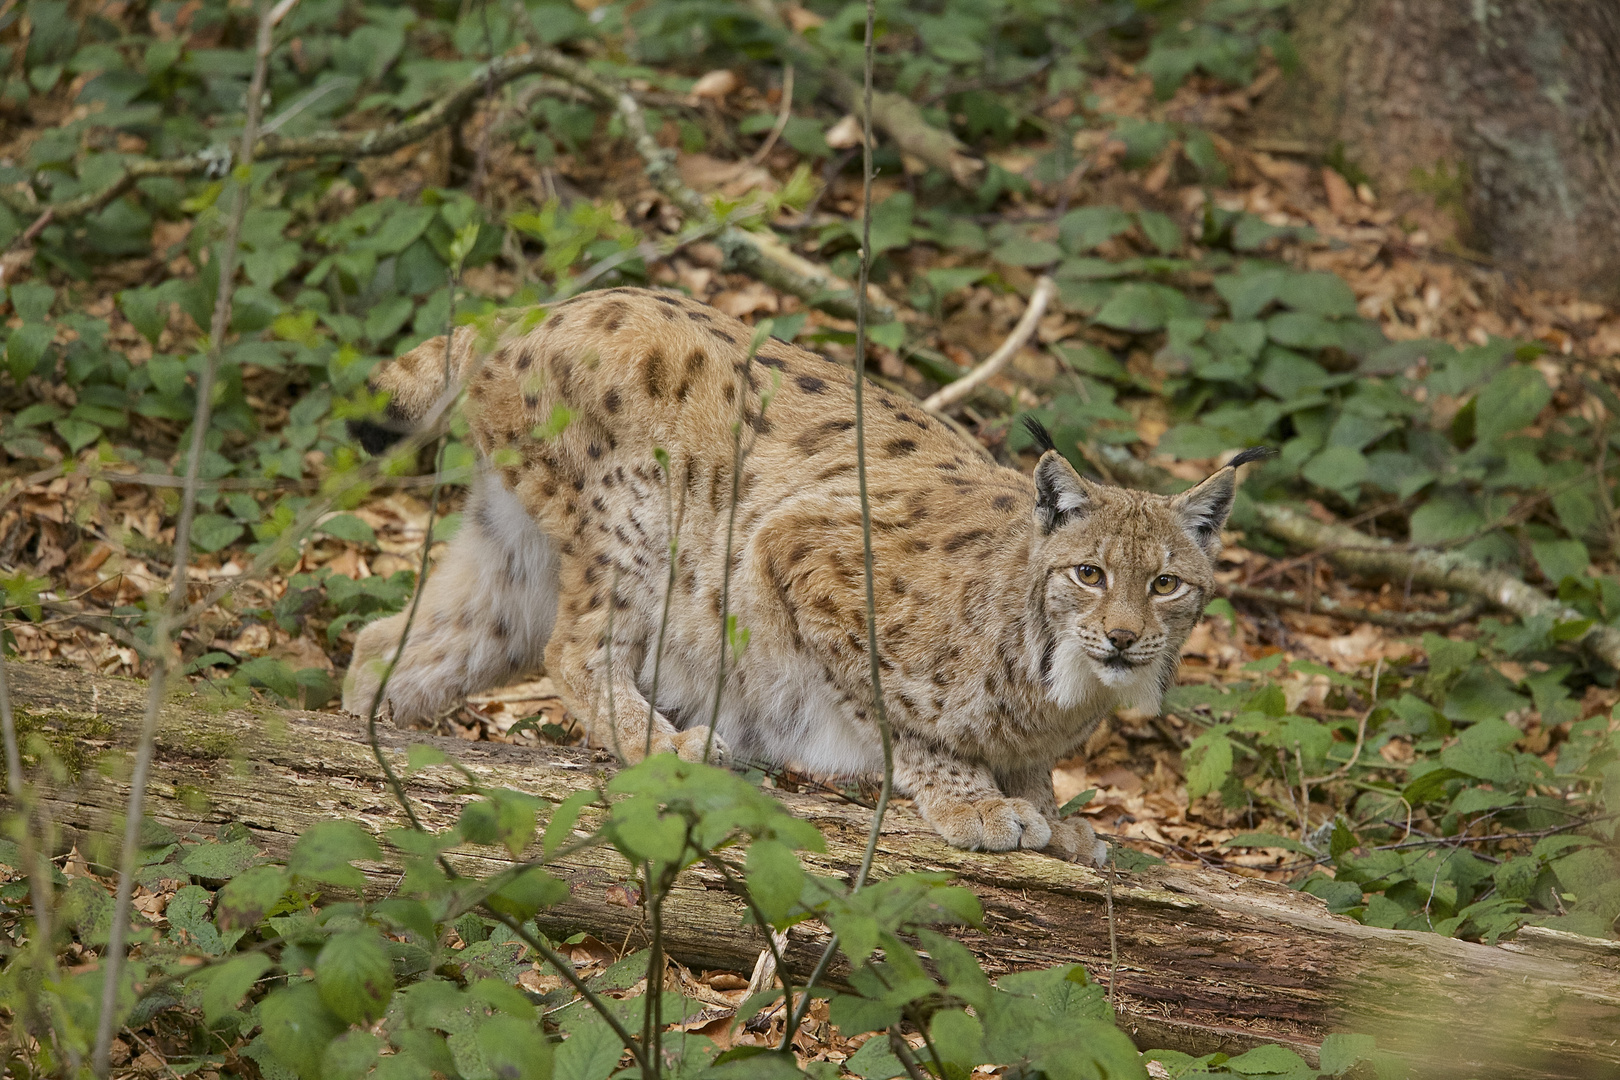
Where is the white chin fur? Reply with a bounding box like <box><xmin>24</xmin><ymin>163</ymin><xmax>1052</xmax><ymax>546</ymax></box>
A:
<box><xmin>1047</xmin><ymin>637</ymin><xmax>1166</xmax><ymax>714</ymax></box>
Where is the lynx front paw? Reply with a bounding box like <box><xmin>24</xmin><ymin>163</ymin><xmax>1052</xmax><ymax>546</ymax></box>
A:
<box><xmin>656</xmin><ymin>726</ymin><xmax>728</xmax><ymax>765</ymax></box>
<box><xmin>1045</xmin><ymin>816</ymin><xmax>1109</xmax><ymax>868</ymax></box>
<box><xmin>926</xmin><ymin>797</ymin><xmax>1052</xmax><ymax>852</ymax></box>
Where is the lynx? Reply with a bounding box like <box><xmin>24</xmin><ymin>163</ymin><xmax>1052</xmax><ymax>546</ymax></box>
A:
<box><xmin>343</xmin><ymin>287</ymin><xmax>1260</xmax><ymax>865</ymax></box>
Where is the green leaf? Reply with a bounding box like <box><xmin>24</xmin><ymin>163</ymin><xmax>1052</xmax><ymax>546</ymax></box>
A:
<box><xmin>10</xmin><ymin>282</ymin><xmax>55</xmax><ymax>322</ymax></box>
<box><xmin>52</xmin><ymin>417</ymin><xmax>101</xmax><ymax>454</ymax></box>
<box><xmin>1224</xmin><ymin>832</ymin><xmax>1315</xmax><ymax>856</ymax></box>
<box><xmin>992</xmin><ymin>237</ymin><xmax>1063</xmax><ymax>267</ymax></box>
<box><xmin>487</xmin><ymin>866</ymin><xmax>569</xmax><ymax>920</ymax></box>
<box><xmin>259</xmin><ymin>982</ymin><xmax>347</xmax><ymax>1079</ymax></box>
<box><xmin>1532</xmin><ymin>538</ymin><xmax>1589</xmax><ymax>583</ymax></box>
<box><xmin>316</xmin><ymin>929</ymin><xmax>395</xmax><ymax>1024</ymax></box>
<box><xmin>746</xmin><ymin>838</ymin><xmax>806</xmax><ymax>927</ymax></box>
<box><xmin>1185</xmin><ymin>729</ymin><xmax>1233</xmax><ymax>801</ymax></box>
<box><xmin>842</xmin><ymin>1030</ymin><xmax>906</xmax><ymax>1079</ymax></box>
<box><xmin>1058</xmin><ymin>206</ymin><xmax>1133</xmax><ymax>253</ymax></box>
<box><xmin>323</xmin><ymin>1031</ymin><xmax>383</xmax><ymax>1080</ymax></box>
<box><xmin>867</xmin><ymin>192</ymin><xmax>914</xmax><ymax>257</ymax></box>
<box><xmin>1300</xmin><ymin>446</ymin><xmax>1368</xmax><ymax>494</ymax></box>
<box><xmin>190</xmin><ymin>513</ymin><xmax>245</xmax><ymax>554</ymax></box>
<box><xmin>180</xmin><ymin>839</ymin><xmax>260</xmax><ymax>880</ymax></box>
<box><xmin>1274</xmin><ymin>272</ymin><xmax>1358</xmax><ymax>317</ymax></box>
<box><xmin>1474</xmin><ymin>364</ymin><xmax>1551</xmax><ymax>443</ymax></box>
<box><xmin>1093</xmin><ymin>282</ymin><xmax>1195</xmax><ymax>333</ymax></box>
<box><xmin>925</xmin><ymin>267</ymin><xmax>988</xmax><ymax>295</ymax></box>
<box><xmin>318</xmin><ymin>514</ymin><xmax>377</xmax><ymax>546</ymax></box>
<box><xmin>1317</xmin><ymin>1033</ymin><xmax>1377</xmax><ymax>1076</ymax></box>
<box><xmin>472</xmin><ymin>1014</ymin><xmax>552</xmax><ymax>1080</ymax></box>
<box><xmin>1136</xmin><ymin>211</ymin><xmax>1181</xmax><ymax>254</ymax></box>
<box><xmin>553</xmin><ymin>1016</ymin><xmax>626</xmax><ymax>1080</ymax></box>
<box><xmin>545</xmin><ymin>789</ymin><xmax>598</xmax><ymax>857</ymax></box>
<box><xmin>290</xmin><ymin>820</ymin><xmax>381</xmax><ymax>889</ymax></box>
<box><xmin>190</xmin><ymin>953</ymin><xmax>272</xmax><ymax>1023</ymax></box>
<box><xmin>929</xmin><ymin>1008</ymin><xmax>984</xmax><ymax>1072</ymax></box>
<box><xmin>1225</xmin><ymin>1044</ymin><xmax>1309</xmax><ymax>1075</ymax></box>
<box><xmin>215</xmin><ymin>865</ymin><xmax>291</xmax><ymax>928</ymax></box>
<box><xmin>406</xmin><ymin>744</ymin><xmax>447</xmax><ymax>771</ymax></box>
<box><xmin>1058</xmin><ymin>789</ymin><xmax>1097</xmax><ymax>817</ymax></box>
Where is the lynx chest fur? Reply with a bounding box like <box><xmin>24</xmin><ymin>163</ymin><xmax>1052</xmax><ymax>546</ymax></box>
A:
<box><xmin>345</xmin><ymin>287</ymin><xmax>1252</xmax><ymax>865</ymax></box>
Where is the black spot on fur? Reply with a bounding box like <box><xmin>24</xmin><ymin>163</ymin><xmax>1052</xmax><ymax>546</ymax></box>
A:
<box><xmin>796</xmin><ymin>375</ymin><xmax>826</xmax><ymax>394</ymax></box>
<box><xmin>687</xmin><ymin>309</ymin><xmax>713</xmax><ymax>323</ymax></box>
<box><xmin>645</xmin><ymin>350</ymin><xmax>666</xmax><ymax>398</ymax></box>
<box><xmin>884</xmin><ymin>438</ymin><xmax>917</xmax><ymax>457</ymax></box>
<box><xmin>992</xmin><ymin>493</ymin><xmax>1017</xmax><ymax>511</ymax></box>
<box><xmin>603</xmin><ymin>388</ymin><xmax>621</xmax><ymax>413</ymax></box>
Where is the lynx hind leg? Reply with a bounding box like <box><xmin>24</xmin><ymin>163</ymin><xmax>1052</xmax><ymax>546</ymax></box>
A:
<box><xmin>342</xmin><ymin>479</ymin><xmax>558</xmax><ymax>724</ymax></box>
<box><xmin>896</xmin><ymin>740</ymin><xmax>1053</xmax><ymax>853</ymax></box>
<box><xmin>542</xmin><ymin>600</ymin><xmax>725</xmax><ymax>765</ymax></box>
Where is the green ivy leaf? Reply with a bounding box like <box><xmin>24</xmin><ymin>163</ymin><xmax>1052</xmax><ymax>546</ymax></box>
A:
<box><xmin>487</xmin><ymin>866</ymin><xmax>569</xmax><ymax>920</ymax></box>
<box><xmin>746</xmin><ymin>838</ymin><xmax>806</xmax><ymax>927</ymax></box>
<box><xmin>318</xmin><ymin>513</ymin><xmax>378</xmax><ymax>546</ymax></box>
<box><xmin>1058</xmin><ymin>206</ymin><xmax>1133</xmax><ymax>253</ymax></box>
<box><xmin>1093</xmin><ymin>282</ymin><xmax>1195</xmax><ymax>333</ymax></box>
<box><xmin>1135</xmin><ymin>210</ymin><xmax>1181</xmax><ymax>253</ymax></box>
<box><xmin>553</xmin><ymin>1015</ymin><xmax>626</xmax><ymax>1080</ymax></box>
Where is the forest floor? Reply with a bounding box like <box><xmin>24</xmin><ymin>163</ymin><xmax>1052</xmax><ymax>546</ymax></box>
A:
<box><xmin>5</xmin><ymin>29</ymin><xmax>1620</xmax><ymax>1061</ymax></box>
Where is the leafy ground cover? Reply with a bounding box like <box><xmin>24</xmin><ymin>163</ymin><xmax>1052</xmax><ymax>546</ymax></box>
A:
<box><xmin>2</xmin><ymin>0</ymin><xmax>1619</xmax><ymax>1076</ymax></box>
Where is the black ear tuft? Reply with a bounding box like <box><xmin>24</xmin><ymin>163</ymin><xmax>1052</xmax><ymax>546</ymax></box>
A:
<box><xmin>1022</xmin><ymin>415</ymin><xmax>1057</xmax><ymax>456</ymax></box>
<box><xmin>1226</xmin><ymin>446</ymin><xmax>1276</xmax><ymax>469</ymax></box>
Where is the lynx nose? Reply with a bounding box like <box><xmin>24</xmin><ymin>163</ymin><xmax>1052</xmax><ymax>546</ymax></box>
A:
<box><xmin>1106</xmin><ymin>628</ymin><xmax>1139</xmax><ymax>651</ymax></box>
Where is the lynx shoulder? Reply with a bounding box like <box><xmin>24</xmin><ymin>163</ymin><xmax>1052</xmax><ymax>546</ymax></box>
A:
<box><xmin>343</xmin><ymin>287</ymin><xmax>1260</xmax><ymax>865</ymax></box>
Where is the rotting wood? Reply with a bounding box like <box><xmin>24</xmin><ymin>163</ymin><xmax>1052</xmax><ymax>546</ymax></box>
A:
<box><xmin>10</xmin><ymin>661</ymin><xmax>1619</xmax><ymax>1080</ymax></box>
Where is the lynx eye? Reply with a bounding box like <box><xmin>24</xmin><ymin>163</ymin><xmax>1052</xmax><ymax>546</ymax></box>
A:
<box><xmin>1151</xmin><ymin>574</ymin><xmax>1182</xmax><ymax>596</ymax></box>
<box><xmin>1071</xmin><ymin>564</ymin><xmax>1105</xmax><ymax>587</ymax></box>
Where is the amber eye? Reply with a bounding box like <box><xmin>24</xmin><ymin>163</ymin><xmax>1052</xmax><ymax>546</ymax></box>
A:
<box><xmin>1072</xmin><ymin>564</ymin><xmax>1105</xmax><ymax>587</ymax></box>
<box><xmin>1152</xmin><ymin>574</ymin><xmax>1182</xmax><ymax>596</ymax></box>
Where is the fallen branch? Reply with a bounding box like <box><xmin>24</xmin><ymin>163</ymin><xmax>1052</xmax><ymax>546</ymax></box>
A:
<box><xmin>1249</xmin><ymin>501</ymin><xmax>1620</xmax><ymax>667</ymax></box>
<box><xmin>1222</xmin><ymin>584</ymin><xmax>1487</xmax><ymax>630</ymax></box>
<box><xmin>14</xmin><ymin>660</ymin><xmax>1620</xmax><ymax>1080</ymax></box>
<box><xmin>921</xmin><ymin>275</ymin><xmax>1054</xmax><ymax>412</ymax></box>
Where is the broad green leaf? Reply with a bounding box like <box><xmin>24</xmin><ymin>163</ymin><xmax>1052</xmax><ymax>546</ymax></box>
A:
<box><xmin>1093</xmin><ymin>282</ymin><xmax>1194</xmax><ymax>333</ymax></box>
<box><xmin>290</xmin><ymin>820</ymin><xmax>381</xmax><ymax>889</ymax></box>
<box><xmin>323</xmin><ymin>1031</ymin><xmax>383</xmax><ymax>1080</ymax></box>
<box><xmin>190</xmin><ymin>514</ymin><xmax>245</xmax><ymax>554</ymax></box>
<box><xmin>1057</xmin><ymin>789</ymin><xmax>1097</xmax><ymax>817</ymax></box>
<box><xmin>841</xmin><ymin>1028</ymin><xmax>905</xmax><ymax>1078</ymax></box>
<box><xmin>1474</xmin><ymin>364</ymin><xmax>1551</xmax><ymax>443</ymax></box>
<box><xmin>554</xmin><ymin>1015</ymin><xmax>626</xmax><ymax>1080</ymax></box>
<box><xmin>487</xmin><ymin>866</ymin><xmax>569</xmax><ymax>920</ymax></box>
<box><xmin>1224</xmin><ymin>832</ymin><xmax>1315</xmax><ymax>856</ymax></box>
<box><xmin>259</xmin><ymin>982</ymin><xmax>347</xmax><ymax>1079</ymax></box>
<box><xmin>545</xmin><ymin>788</ymin><xmax>599</xmax><ymax>856</ymax></box>
<box><xmin>188</xmin><ymin>953</ymin><xmax>272</xmax><ymax>1022</ymax></box>
<box><xmin>1058</xmin><ymin>206</ymin><xmax>1132</xmax><ymax>253</ymax></box>
<box><xmin>1532</xmin><ymin>538</ymin><xmax>1589</xmax><ymax>584</ymax></box>
<box><xmin>867</xmin><ymin>192</ymin><xmax>914</xmax><ymax>257</ymax></box>
<box><xmin>1224</xmin><ymin>1044</ymin><xmax>1309</xmax><ymax>1074</ymax></box>
<box><xmin>180</xmin><ymin>838</ymin><xmax>261</xmax><ymax>880</ymax></box>
<box><xmin>746</xmin><ymin>838</ymin><xmax>806</xmax><ymax>927</ymax></box>
<box><xmin>992</xmin><ymin>237</ymin><xmax>1063</xmax><ymax>267</ymax></box>
<box><xmin>318</xmin><ymin>513</ymin><xmax>377</xmax><ymax>546</ymax></box>
<box><xmin>316</xmin><ymin>929</ymin><xmax>395</xmax><ymax>1024</ymax></box>
<box><xmin>1300</xmin><ymin>446</ymin><xmax>1368</xmax><ymax>493</ymax></box>
<box><xmin>1135</xmin><ymin>210</ymin><xmax>1181</xmax><ymax>253</ymax></box>
<box><xmin>1274</xmin><ymin>271</ymin><xmax>1358</xmax><ymax>317</ymax></box>
<box><xmin>216</xmin><ymin>865</ymin><xmax>291</xmax><ymax>928</ymax></box>
<box><xmin>929</xmin><ymin>1008</ymin><xmax>984</xmax><ymax>1071</ymax></box>
<box><xmin>52</xmin><ymin>417</ymin><xmax>101</xmax><ymax>453</ymax></box>
<box><xmin>1185</xmin><ymin>729</ymin><xmax>1233</xmax><ymax>801</ymax></box>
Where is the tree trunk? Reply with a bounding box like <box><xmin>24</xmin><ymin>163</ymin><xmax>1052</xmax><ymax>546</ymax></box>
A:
<box><xmin>10</xmin><ymin>661</ymin><xmax>1620</xmax><ymax>1079</ymax></box>
<box><xmin>1258</xmin><ymin>0</ymin><xmax>1620</xmax><ymax>301</ymax></box>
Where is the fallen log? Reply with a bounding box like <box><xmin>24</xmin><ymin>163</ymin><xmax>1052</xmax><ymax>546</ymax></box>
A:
<box><xmin>10</xmin><ymin>661</ymin><xmax>1620</xmax><ymax>1079</ymax></box>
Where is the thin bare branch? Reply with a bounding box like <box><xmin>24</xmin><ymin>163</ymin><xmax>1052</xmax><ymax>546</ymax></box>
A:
<box><xmin>90</xmin><ymin>2</ymin><xmax>298</xmax><ymax>1073</ymax></box>
<box><xmin>921</xmin><ymin>275</ymin><xmax>1055</xmax><ymax>413</ymax></box>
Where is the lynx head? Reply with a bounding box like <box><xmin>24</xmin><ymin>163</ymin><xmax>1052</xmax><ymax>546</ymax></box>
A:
<box><xmin>1024</xmin><ymin>420</ymin><xmax>1270</xmax><ymax>714</ymax></box>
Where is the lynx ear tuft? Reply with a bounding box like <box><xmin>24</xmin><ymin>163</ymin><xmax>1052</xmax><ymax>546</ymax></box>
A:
<box><xmin>1022</xmin><ymin>416</ymin><xmax>1058</xmax><ymax>456</ymax></box>
<box><xmin>1033</xmin><ymin>451</ymin><xmax>1091</xmax><ymax>533</ymax></box>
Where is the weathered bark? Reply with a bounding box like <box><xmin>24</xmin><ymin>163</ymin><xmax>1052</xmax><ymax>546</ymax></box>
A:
<box><xmin>11</xmin><ymin>661</ymin><xmax>1620</xmax><ymax>1079</ymax></box>
<box><xmin>1258</xmin><ymin>0</ymin><xmax>1620</xmax><ymax>301</ymax></box>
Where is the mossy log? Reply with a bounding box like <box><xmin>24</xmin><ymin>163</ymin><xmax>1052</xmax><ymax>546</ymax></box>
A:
<box><xmin>10</xmin><ymin>661</ymin><xmax>1620</xmax><ymax>1079</ymax></box>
